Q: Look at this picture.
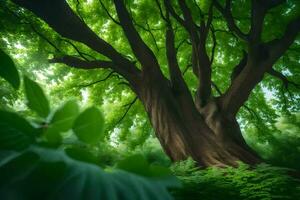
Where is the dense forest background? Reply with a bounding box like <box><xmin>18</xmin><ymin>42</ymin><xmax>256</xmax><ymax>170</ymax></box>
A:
<box><xmin>0</xmin><ymin>0</ymin><xmax>300</xmax><ymax>199</ymax></box>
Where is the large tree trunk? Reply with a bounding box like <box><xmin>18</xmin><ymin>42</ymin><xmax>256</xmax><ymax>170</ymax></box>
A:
<box><xmin>139</xmin><ymin>74</ymin><xmax>260</xmax><ymax>167</ymax></box>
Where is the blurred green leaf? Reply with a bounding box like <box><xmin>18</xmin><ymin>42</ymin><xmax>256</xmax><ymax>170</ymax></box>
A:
<box><xmin>44</xmin><ymin>127</ymin><xmax>62</xmax><ymax>147</ymax></box>
<box><xmin>0</xmin><ymin>49</ymin><xmax>20</xmax><ymax>90</ymax></box>
<box><xmin>0</xmin><ymin>147</ymin><xmax>179</xmax><ymax>200</ymax></box>
<box><xmin>24</xmin><ymin>76</ymin><xmax>50</xmax><ymax>118</ymax></box>
<box><xmin>0</xmin><ymin>110</ymin><xmax>35</xmax><ymax>150</ymax></box>
<box><xmin>44</xmin><ymin>100</ymin><xmax>80</xmax><ymax>146</ymax></box>
<box><xmin>65</xmin><ymin>146</ymin><xmax>98</xmax><ymax>164</ymax></box>
<box><xmin>117</xmin><ymin>154</ymin><xmax>150</xmax><ymax>176</ymax></box>
<box><xmin>117</xmin><ymin>154</ymin><xmax>172</xmax><ymax>178</ymax></box>
<box><xmin>51</xmin><ymin>100</ymin><xmax>79</xmax><ymax>131</ymax></box>
<box><xmin>149</xmin><ymin>165</ymin><xmax>172</xmax><ymax>177</ymax></box>
<box><xmin>73</xmin><ymin>106</ymin><xmax>104</xmax><ymax>144</ymax></box>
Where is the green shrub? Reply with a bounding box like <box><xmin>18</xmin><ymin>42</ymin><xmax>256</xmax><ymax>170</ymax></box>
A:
<box><xmin>171</xmin><ymin>158</ymin><xmax>300</xmax><ymax>200</ymax></box>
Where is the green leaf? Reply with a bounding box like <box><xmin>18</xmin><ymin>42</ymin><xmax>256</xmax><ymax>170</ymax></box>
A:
<box><xmin>44</xmin><ymin>127</ymin><xmax>62</xmax><ymax>147</ymax></box>
<box><xmin>117</xmin><ymin>154</ymin><xmax>150</xmax><ymax>176</ymax></box>
<box><xmin>73</xmin><ymin>106</ymin><xmax>104</xmax><ymax>144</ymax></box>
<box><xmin>117</xmin><ymin>154</ymin><xmax>172</xmax><ymax>178</ymax></box>
<box><xmin>0</xmin><ymin>49</ymin><xmax>20</xmax><ymax>89</ymax></box>
<box><xmin>44</xmin><ymin>100</ymin><xmax>79</xmax><ymax>146</ymax></box>
<box><xmin>149</xmin><ymin>165</ymin><xmax>172</xmax><ymax>177</ymax></box>
<box><xmin>0</xmin><ymin>110</ymin><xmax>35</xmax><ymax>150</ymax></box>
<box><xmin>0</xmin><ymin>147</ymin><xmax>180</xmax><ymax>200</ymax></box>
<box><xmin>51</xmin><ymin>100</ymin><xmax>79</xmax><ymax>131</ymax></box>
<box><xmin>24</xmin><ymin>76</ymin><xmax>50</xmax><ymax>118</ymax></box>
<box><xmin>65</xmin><ymin>146</ymin><xmax>98</xmax><ymax>164</ymax></box>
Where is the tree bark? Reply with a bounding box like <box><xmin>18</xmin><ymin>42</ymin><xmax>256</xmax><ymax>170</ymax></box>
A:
<box><xmin>138</xmin><ymin>73</ymin><xmax>260</xmax><ymax>167</ymax></box>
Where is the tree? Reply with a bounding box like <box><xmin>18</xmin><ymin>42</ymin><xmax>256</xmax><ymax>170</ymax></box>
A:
<box><xmin>1</xmin><ymin>0</ymin><xmax>299</xmax><ymax>167</ymax></box>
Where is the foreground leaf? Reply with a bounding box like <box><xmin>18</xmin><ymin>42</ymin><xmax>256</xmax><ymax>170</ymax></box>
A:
<box><xmin>0</xmin><ymin>147</ymin><xmax>180</xmax><ymax>200</ymax></box>
<box><xmin>73</xmin><ymin>106</ymin><xmax>104</xmax><ymax>144</ymax></box>
<box><xmin>0</xmin><ymin>110</ymin><xmax>35</xmax><ymax>150</ymax></box>
<box><xmin>51</xmin><ymin>100</ymin><xmax>79</xmax><ymax>131</ymax></box>
<box><xmin>44</xmin><ymin>100</ymin><xmax>79</xmax><ymax>146</ymax></box>
<box><xmin>65</xmin><ymin>146</ymin><xmax>99</xmax><ymax>164</ymax></box>
<box><xmin>0</xmin><ymin>49</ymin><xmax>20</xmax><ymax>89</ymax></box>
<box><xmin>24</xmin><ymin>76</ymin><xmax>50</xmax><ymax>118</ymax></box>
<box><xmin>117</xmin><ymin>154</ymin><xmax>172</xmax><ymax>178</ymax></box>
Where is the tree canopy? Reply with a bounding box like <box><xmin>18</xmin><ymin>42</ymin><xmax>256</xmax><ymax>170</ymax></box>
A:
<box><xmin>0</xmin><ymin>0</ymin><xmax>299</xmax><ymax>165</ymax></box>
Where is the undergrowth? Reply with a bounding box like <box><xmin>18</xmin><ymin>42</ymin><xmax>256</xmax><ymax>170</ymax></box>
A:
<box><xmin>170</xmin><ymin>158</ymin><xmax>300</xmax><ymax>200</ymax></box>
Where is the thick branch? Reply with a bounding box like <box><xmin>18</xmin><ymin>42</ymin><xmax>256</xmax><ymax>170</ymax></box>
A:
<box><xmin>12</xmin><ymin>0</ymin><xmax>140</xmax><ymax>81</ymax></box>
<box><xmin>113</xmin><ymin>0</ymin><xmax>161</xmax><ymax>73</ymax></box>
<box><xmin>165</xmin><ymin>11</ymin><xmax>189</xmax><ymax>93</ymax></box>
<box><xmin>164</xmin><ymin>0</ymin><xmax>198</xmax><ymax>77</ymax></box>
<box><xmin>221</xmin><ymin>18</ymin><xmax>300</xmax><ymax>115</ymax></box>
<box><xmin>49</xmin><ymin>56</ymin><xmax>114</xmax><ymax>69</ymax></box>
<box><xmin>166</xmin><ymin>0</ymin><xmax>213</xmax><ymax>106</ymax></box>
<box><xmin>210</xmin><ymin>26</ymin><xmax>217</xmax><ymax>65</ymax></box>
<box><xmin>249</xmin><ymin>0</ymin><xmax>285</xmax><ymax>43</ymax></box>
<box><xmin>177</xmin><ymin>0</ymin><xmax>199</xmax><ymax>34</ymax></box>
<box><xmin>196</xmin><ymin>2</ymin><xmax>214</xmax><ymax>106</ymax></box>
<box><xmin>230</xmin><ymin>51</ymin><xmax>248</xmax><ymax>81</ymax></box>
<box><xmin>249</xmin><ymin>0</ymin><xmax>267</xmax><ymax>43</ymax></box>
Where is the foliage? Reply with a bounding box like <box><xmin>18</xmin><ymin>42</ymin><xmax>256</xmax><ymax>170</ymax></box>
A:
<box><xmin>0</xmin><ymin>148</ymin><xmax>179</xmax><ymax>200</ymax></box>
<box><xmin>23</xmin><ymin>75</ymin><xmax>50</xmax><ymax>118</ymax></box>
<box><xmin>0</xmin><ymin>48</ymin><xmax>19</xmax><ymax>89</ymax></box>
<box><xmin>245</xmin><ymin>112</ymin><xmax>300</xmax><ymax>170</ymax></box>
<box><xmin>171</xmin><ymin>158</ymin><xmax>300</xmax><ymax>200</ymax></box>
<box><xmin>0</xmin><ymin>50</ymin><xmax>180</xmax><ymax>200</ymax></box>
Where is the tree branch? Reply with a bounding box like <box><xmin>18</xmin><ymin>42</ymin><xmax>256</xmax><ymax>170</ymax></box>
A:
<box><xmin>210</xmin><ymin>26</ymin><xmax>217</xmax><ymax>65</ymax></box>
<box><xmin>165</xmin><ymin>9</ymin><xmax>190</xmax><ymax>94</ymax></box>
<box><xmin>77</xmin><ymin>71</ymin><xmax>119</xmax><ymax>88</ymax></box>
<box><xmin>268</xmin><ymin>68</ymin><xmax>300</xmax><ymax>89</ymax></box>
<box><xmin>113</xmin><ymin>0</ymin><xmax>161</xmax><ymax>73</ymax></box>
<box><xmin>154</xmin><ymin>0</ymin><xmax>167</xmax><ymax>22</ymax></box>
<box><xmin>114</xmin><ymin>96</ymin><xmax>138</xmax><ymax>126</ymax></box>
<box><xmin>12</xmin><ymin>0</ymin><xmax>140</xmax><ymax>81</ymax></box>
<box><xmin>267</xmin><ymin>17</ymin><xmax>300</xmax><ymax>65</ymax></box>
<box><xmin>165</xmin><ymin>0</ymin><xmax>213</xmax><ymax>106</ymax></box>
<box><xmin>220</xmin><ymin>17</ymin><xmax>300</xmax><ymax>115</ymax></box>
<box><xmin>98</xmin><ymin>0</ymin><xmax>121</xmax><ymax>25</ymax></box>
<box><xmin>212</xmin><ymin>81</ymin><xmax>222</xmax><ymax>95</ymax></box>
<box><xmin>214</xmin><ymin>0</ymin><xmax>249</xmax><ymax>41</ymax></box>
<box><xmin>248</xmin><ymin>0</ymin><xmax>285</xmax><ymax>43</ymax></box>
<box><xmin>164</xmin><ymin>0</ymin><xmax>187</xmax><ymax>29</ymax></box>
<box><xmin>134</xmin><ymin>21</ymin><xmax>160</xmax><ymax>52</ymax></box>
<box><xmin>230</xmin><ymin>51</ymin><xmax>248</xmax><ymax>82</ymax></box>
<box><xmin>248</xmin><ymin>0</ymin><xmax>267</xmax><ymax>43</ymax></box>
<box><xmin>49</xmin><ymin>56</ymin><xmax>114</xmax><ymax>69</ymax></box>
<box><xmin>60</xmin><ymin>39</ymin><xmax>90</xmax><ymax>61</ymax></box>
<box><xmin>30</xmin><ymin>24</ymin><xmax>61</xmax><ymax>53</ymax></box>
